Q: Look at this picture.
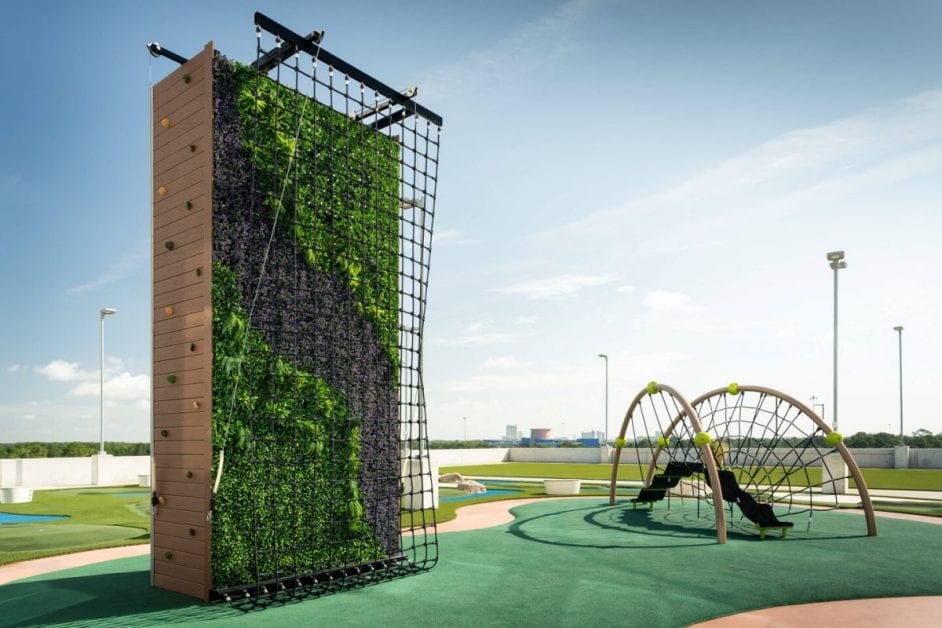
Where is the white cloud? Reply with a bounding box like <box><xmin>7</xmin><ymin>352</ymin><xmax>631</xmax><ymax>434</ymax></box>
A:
<box><xmin>495</xmin><ymin>272</ymin><xmax>620</xmax><ymax>299</ymax></box>
<box><xmin>515</xmin><ymin>315</ymin><xmax>539</xmax><ymax>326</ymax></box>
<box><xmin>642</xmin><ymin>290</ymin><xmax>703</xmax><ymax>313</ymax></box>
<box><xmin>2</xmin><ymin>364</ymin><xmax>21</xmax><ymax>373</ymax></box>
<box><xmin>541</xmin><ymin>88</ymin><xmax>942</xmax><ymax>246</ymax></box>
<box><xmin>481</xmin><ymin>357</ymin><xmax>533</xmax><ymax>370</ymax></box>
<box><xmin>35</xmin><ymin>360</ymin><xmax>98</xmax><ymax>382</ymax></box>
<box><xmin>23</xmin><ymin>413</ymin><xmax>37</xmax><ymax>421</ymax></box>
<box><xmin>424</xmin><ymin>0</ymin><xmax>599</xmax><ymax>102</ymax></box>
<box><xmin>615</xmin><ymin>285</ymin><xmax>635</xmax><ymax>294</ymax></box>
<box><xmin>66</xmin><ymin>250</ymin><xmax>146</xmax><ymax>296</ymax></box>
<box><xmin>435</xmin><ymin>229</ymin><xmax>480</xmax><ymax>247</ymax></box>
<box><xmin>71</xmin><ymin>372</ymin><xmax>150</xmax><ymax>403</ymax></box>
<box><xmin>429</xmin><ymin>331</ymin><xmax>530</xmax><ymax>346</ymax></box>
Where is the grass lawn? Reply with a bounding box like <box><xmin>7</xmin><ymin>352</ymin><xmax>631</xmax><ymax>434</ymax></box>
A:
<box><xmin>440</xmin><ymin>462</ymin><xmax>942</xmax><ymax>491</ymax></box>
<box><xmin>0</xmin><ymin>487</ymin><xmax>151</xmax><ymax>564</ymax></box>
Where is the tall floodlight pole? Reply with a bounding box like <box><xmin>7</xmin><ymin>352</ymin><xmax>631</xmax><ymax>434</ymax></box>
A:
<box><xmin>894</xmin><ymin>326</ymin><xmax>904</xmax><ymax>446</ymax></box>
<box><xmin>462</xmin><ymin>416</ymin><xmax>467</xmax><ymax>441</ymax></box>
<box><xmin>597</xmin><ymin>354</ymin><xmax>608</xmax><ymax>444</ymax></box>
<box><xmin>827</xmin><ymin>251</ymin><xmax>846</xmax><ymax>431</ymax></box>
<box><xmin>99</xmin><ymin>308</ymin><xmax>117</xmax><ymax>454</ymax></box>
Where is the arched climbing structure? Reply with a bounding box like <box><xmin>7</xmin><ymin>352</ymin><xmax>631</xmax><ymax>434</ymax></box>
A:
<box><xmin>689</xmin><ymin>384</ymin><xmax>877</xmax><ymax>536</ymax></box>
<box><xmin>608</xmin><ymin>382</ymin><xmax>728</xmax><ymax>544</ymax></box>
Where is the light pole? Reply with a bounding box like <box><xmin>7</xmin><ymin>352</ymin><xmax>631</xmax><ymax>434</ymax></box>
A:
<box><xmin>99</xmin><ymin>308</ymin><xmax>117</xmax><ymax>455</ymax></box>
<box><xmin>894</xmin><ymin>326</ymin><xmax>904</xmax><ymax>446</ymax></box>
<box><xmin>462</xmin><ymin>416</ymin><xmax>467</xmax><ymax>441</ymax></box>
<box><xmin>814</xmin><ymin>403</ymin><xmax>825</xmax><ymax>425</ymax></box>
<box><xmin>827</xmin><ymin>251</ymin><xmax>846</xmax><ymax>431</ymax></box>
<box><xmin>597</xmin><ymin>354</ymin><xmax>608</xmax><ymax>444</ymax></box>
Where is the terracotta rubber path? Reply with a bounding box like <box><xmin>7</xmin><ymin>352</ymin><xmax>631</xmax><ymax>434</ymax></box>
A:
<box><xmin>2</xmin><ymin>500</ymin><xmax>941</xmax><ymax>626</ymax></box>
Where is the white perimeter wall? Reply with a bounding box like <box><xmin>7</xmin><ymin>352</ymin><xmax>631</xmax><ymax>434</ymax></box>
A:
<box><xmin>0</xmin><ymin>455</ymin><xmax>150</xmax><ymax>488</ymax></box>
<box><xmin>3</xmin><ymin>448</ymin><xmax>941</xmax><ymax>488</ymax></box>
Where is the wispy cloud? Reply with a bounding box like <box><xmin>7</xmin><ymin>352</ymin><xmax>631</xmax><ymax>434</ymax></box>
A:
<box><xmin>66</xmin><ymin>250</ymin><xmax>146</xmax><ymax>296</ymax></box>
<box><xmin>2</xmin><ymin>364</ymin><xmax>21</xmax><ymax>373</ymax></box>
<box><xmin>423</xmin><ymin>0</ymin><xmax>600</xmax><ymax>103</ymax></box>
<box><xmin>429</xmin><ymin>331</ymin><xmax>531</xmax><ymax>346</ymax></box>
<box><xmin>642</xmin><ymin>290</ymin><xmax>703</xmax><ymax>313</ymax></box>
<box><xmin>541</xmin><ymin>88</ymin><xmax>942</xmax><ymax>244</ymax></box>
<box><xmin>35</xmin><ymin>358</ymin><xmax>149</xmax><ymax>407</ymax></box>
<box><xmin>35</xmin><ymin>360</ymin><xmax>97</xmax><ymax>382</ymax></box>
<box><xmin>435</xmin><ymin>229</ymin><xmax>480</xmax><ymax>247</ymax></box>
<box><xmin>495</xmin><ymin>272</ymin><xmax>620</xmax><ymax>299</ymax></box>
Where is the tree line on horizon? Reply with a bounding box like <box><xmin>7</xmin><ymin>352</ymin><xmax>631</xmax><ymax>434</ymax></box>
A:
<box><xmin>0</xmin><ymin>442</ymin><xmax>150</xmax><ymax>459</ymax></box>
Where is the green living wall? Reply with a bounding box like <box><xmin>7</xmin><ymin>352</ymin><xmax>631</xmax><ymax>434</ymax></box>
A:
<box><xmin>210</xmin><ymin>57</ymin><xmax>401</xmax><ymax>589</ymax></box>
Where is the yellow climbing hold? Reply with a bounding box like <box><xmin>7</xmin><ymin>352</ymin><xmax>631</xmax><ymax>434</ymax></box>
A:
<box><xmin>657</xmin><ymin>435</ymin><xmax>668</xmax><ymax>448</ymax></box>
<box><xmin>614</xmin><ymin>437</ymin><xmax>626</xmax><ymax>448</ymax></box>
<box><xmin>825</xmin><ymin>431</ymin><xmax>843</xmax><ymax>447</ymax></box>
<box><xmin>727</xmin><ymin>382</ymin><xmax>740</xmax><ymax>395</ymax></box>
<box><xmin>160</xmin><ymin>117</ymin><xmax>172</xmax><ymax>128</ymax></box>
<box><xmin>646</xmin><ymin>381</ymin><xmax>658</xmax><ymax>395</ymax></box>
<box><xmin>694</xmin><ymin>431</ymin><xmax>712</xmax><ymax>447</ymax></box>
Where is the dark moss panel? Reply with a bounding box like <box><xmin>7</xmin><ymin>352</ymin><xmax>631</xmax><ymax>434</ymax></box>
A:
<box><xmin>210</xmin><ymin>55</ymin><xmax>401</xmax><ymax>589</ymax></box>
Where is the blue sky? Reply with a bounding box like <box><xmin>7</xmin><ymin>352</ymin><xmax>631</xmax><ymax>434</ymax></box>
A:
<box><xmin>1</xmin><ymin>1</ymin><xmax>940</xmax><ymax>443</ymax></box>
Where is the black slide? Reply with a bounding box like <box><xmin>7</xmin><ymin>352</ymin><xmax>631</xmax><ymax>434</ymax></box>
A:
<box><xmin>707</xmin><ymin>469</ymin><xmax>794</xmax><ymax>528</ymax></box>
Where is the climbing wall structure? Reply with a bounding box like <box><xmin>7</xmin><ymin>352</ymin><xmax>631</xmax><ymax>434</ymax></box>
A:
<box><xmin>151</xmin><ymin>13</ymin><xmax>442</xmax><ymax>606</ymax></box>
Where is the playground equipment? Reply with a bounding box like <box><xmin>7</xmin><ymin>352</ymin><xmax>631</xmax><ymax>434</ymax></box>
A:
<box><xmin>609</xmin><ymin>382</ymin><xmax>877</xmax><ymax>543</ymax></box>
<box><xmin>150</xmin><ymin>13</ymin><xmax>442</xmax><ymax>605</ymax></box>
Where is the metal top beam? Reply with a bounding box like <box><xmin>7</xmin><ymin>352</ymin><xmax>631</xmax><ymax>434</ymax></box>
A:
<box><xmin>147</xmin><ymin>42</ymin><xmax>189</xmax><ymax>65</ymax></box>
<box><xmin>254</xmin><ymin>12</ymin><xmax>443</xmax><ymax>128</ymax></box>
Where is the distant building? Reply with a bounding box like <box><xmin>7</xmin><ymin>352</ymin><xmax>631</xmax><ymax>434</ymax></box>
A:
<box><xmin>530</xmin><ymin>428</ymin><xmax>552</xmax><ymax>441</ymax></box>
<box><xmin>504</xmin><ymin>425</ymin><xmax>520</xmax><ymax>442</ymax></box>
<box><xmin>581</xmin><ymin>430</ymin><xmax>604</xmax><ymax>440</ymax></box>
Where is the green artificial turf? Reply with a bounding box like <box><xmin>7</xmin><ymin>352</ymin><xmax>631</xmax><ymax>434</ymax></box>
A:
<box><xmin>0</xmin><ymin>488</ymin><xmax>150</xmax><ymax>564</ymax></box>
<box><xmin>441</xmin><ymin>462</ymin><xmax>942</xmax><ymax>491</ymax></box>
<box><xmin>2</xmin><ymin>499</ymin><xmax>941</xmax><ymax>627</ymax></box>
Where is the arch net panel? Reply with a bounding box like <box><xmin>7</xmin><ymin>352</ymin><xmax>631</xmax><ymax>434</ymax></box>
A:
<box><xmin>693</xmin><ymin>389</ymin><xmax>850</xmax><ymax>524</ymax></box>
<box><xmin>209</xmin><ymin>20</ymin><xmax>441</xmax><ymax>607</ymax></box>
<box><xmin>622</xmin><ymin>387</ymin><xmax>854</xmax><ymax>533</ymax></box>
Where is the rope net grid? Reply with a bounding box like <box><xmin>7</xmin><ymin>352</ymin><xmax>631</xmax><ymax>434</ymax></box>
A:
<box><xmin>208</xmin><ymin>23</ymin><xmax>441</xmax><ymax>607</ymax></box>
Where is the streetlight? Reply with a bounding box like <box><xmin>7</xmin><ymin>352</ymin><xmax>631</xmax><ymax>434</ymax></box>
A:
<box><xmin>462</xmin><ymin>416</ymin><xmax>467</xmax><ymax>441</ymax></box>
<box><xmin>99</xmin><ymin>308</ymin><xmax>117</xmax><ymax>455</ymax></box>
<box><xmin>827</xmin><ymin>251</ymin><xmax>846</xmax><ymax>431</ymax></box>
<box><xmin>809</xmin><ymin>394</ymin><xmax>826</xmax><ymax>423</ymax></box>
<box><xmin>894</xmin><ymin>326</ymin><xmax>904</xmax><ymax>446</ymax></box>
<box><xmin>597</xmin><ymin>354</ymin><xmax>608</xmax><ymax>444</ymax></box>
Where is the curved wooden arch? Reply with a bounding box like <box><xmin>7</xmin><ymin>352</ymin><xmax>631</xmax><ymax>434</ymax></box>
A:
<box><xmin>608</xmin><ymin>383</ymin><xmax>727</xmax><ymax>544</ymax></box>
<box><xmin>689</xmin><ymin>384</ymin><xmax>877</xmax><ymax>537</ymax></box>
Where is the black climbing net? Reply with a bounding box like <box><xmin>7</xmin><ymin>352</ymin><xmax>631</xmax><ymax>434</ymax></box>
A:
<box><xmin>209</xmin><ymin>14</ymin><xmax>441</xmax><ymax>607</ymax></box>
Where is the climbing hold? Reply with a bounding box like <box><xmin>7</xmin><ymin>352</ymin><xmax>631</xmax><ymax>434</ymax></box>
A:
<box><xmin>182</xmin><ymin>74</ymin><xmax>191</xmax><ymax>84</ymax></box>
<box><xmin>166</xmin><ymin>374</ymin><xmax>177</xmax><ymax>384</ymax></box>
<box><xmin>646</xmin><ymin>381</ymin><xmax>658</xmax><ymax>395</ymax></box>
<box><xmin>657</xmin><ymin>435</ymin><xmax>669</xmax><ymax>448</ymax></box>
<box><xmin>727</xmin><ymin>382</ymin><xmax>740</xmax><ymax>395</ymax></box>
<box><xmin>185</xmin><ymin>470</ymin><xmax>193</xmax><ymax>479</ymax></box>
<box><xmin>164</xmin><ymin>306</ymin><xmax>174</xmax><ymax>316</ymax></box>
<box><xmin>164</xmin><ymin>241</ymin><xmax>174</xmax><ymax>250</ymax></box>
<box><xmin>195</xmin><ymin>268</ymin><xmax>202</xmax><ymax>277</ymax></box>
<box><xmin>825</xmin><ymin>431</ymin><xmax>843</xmax><ymax>447</ymax></box>
<box><xmin>158</xmin><ymin>186</ymin><xmax>167</xmax><ymax>196</ymax></box>
<box><xmin>160</xmin><ymin>429</ymin><xmax>168</xmax><ymax>437</ymax></box>
<box><xmin>614</xmin><ymin>437</ymin><xmax>626</xmax><ymax>448</ymax></box>
<box><xmin>188</xmin><ymin>528</ymin><xmax>196</xmax><ymax>536</ymax></box>
<box><xmin>192</xmin><ymin>401</ymin><xmax>201</xmax><ymax>409</ymax></box>
<box><xmin>189</xmin><ymin>343</ymin><xmax>196</xmax><ymax>352</ymax></box>
<box><xmin>164</xmin><ymin>551</ymin><xmax>173</xmax><ymax>560</ymax></box>
<box><xmin>160</xmin><ymin>117</ymin><xmax>171</xmax><ymax>128</ymax></box>
<box><xmin>694</xmin><ymin>431</ymin><xmax>712</xmax><ymax>447</ymax></box>
<box><xmin>189</xmin><ymin>143</ymin><xmax>196</xmax><ymax>152</ymax></box>
<box><xmin>185</xmin><ymin>200</ymin><xmax>192</xmax><ymax>210</ymax></box>
<box><xmin>157</xmin><ymin>495</ymin><xmax>166</xmax><ymax>505</ymax></box>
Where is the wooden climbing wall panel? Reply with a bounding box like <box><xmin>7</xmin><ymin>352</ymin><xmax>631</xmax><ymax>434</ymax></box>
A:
<box><xmin>151</xmin><ymin>42</ymin><xmax>214</xmax><ymax>602</ymax></box>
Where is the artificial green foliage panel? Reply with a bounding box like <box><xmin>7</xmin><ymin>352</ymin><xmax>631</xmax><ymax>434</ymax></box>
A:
<box><xmin>233</xmin><ymin>64</ymin><xmax>401</xmax><ymax>371</ymax></box>
<box><xmin>210</xmin><ymin>263</ymin><xmax>384</xmax><ymax>587</ymax></box>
